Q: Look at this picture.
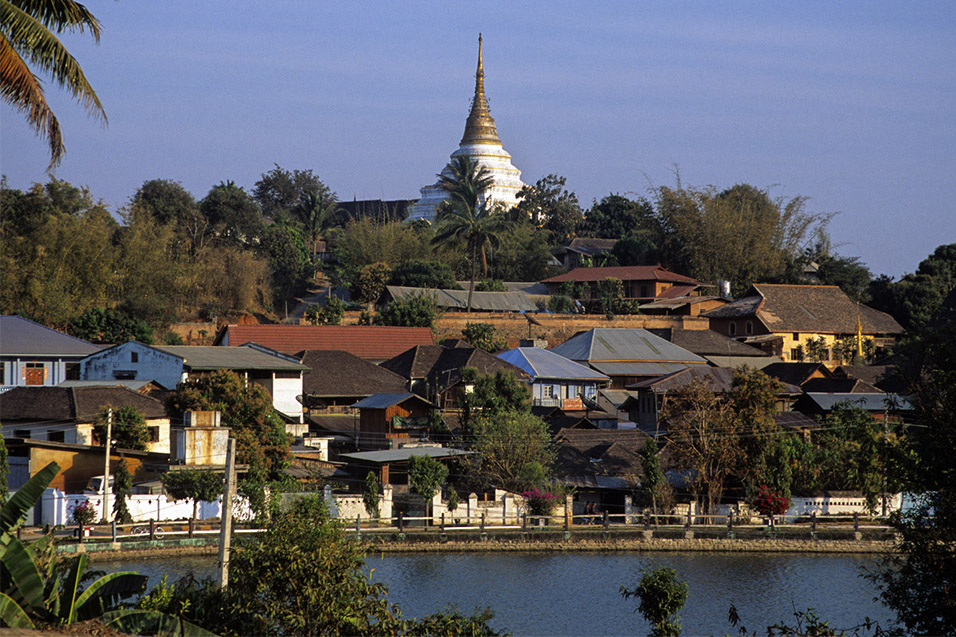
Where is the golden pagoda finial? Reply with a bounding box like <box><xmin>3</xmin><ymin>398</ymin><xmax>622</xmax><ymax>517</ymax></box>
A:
<box><xmin>461</xmin><ymin>33</ymin><xmax>501</xmax><ymax>146</ymax></box>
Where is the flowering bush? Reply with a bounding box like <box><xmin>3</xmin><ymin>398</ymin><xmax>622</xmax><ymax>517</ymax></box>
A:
<box><xmin>752</xmin><ymin>485</ymin><xmax>790</xmax><ymax>517</ymax></box>
<box><xmin>69</xmin><ymin>500</ymin><xmax>98</xmax><ymax>525</ymax></box>
<box><xmin>522</xmin><ymin>488</ymin><xmax>557</xmax><ymax>516</ymax></box>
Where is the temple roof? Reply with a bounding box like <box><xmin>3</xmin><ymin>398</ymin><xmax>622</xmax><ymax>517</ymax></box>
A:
<box><xmin>460</xmin><ymin>34</ymin><xmax>501</xmax><ymax>146</ymax></box>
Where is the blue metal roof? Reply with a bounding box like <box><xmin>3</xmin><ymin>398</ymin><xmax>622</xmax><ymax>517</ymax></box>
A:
<box><xmin>351</xmin><ymin>392</ymin><xmax>431</xmax><ymax>409</ymax></box>
<box><xmin>340</xmin><ymin>447</ymin><xmax>475</xmax><ymax>463</ymax></box>
<box><xmin>498</xmin><ymin>348</ymin><xmax>610</xmax><ymax>382</ymax></box>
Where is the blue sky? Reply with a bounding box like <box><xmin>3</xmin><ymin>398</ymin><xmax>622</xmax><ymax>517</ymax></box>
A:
<box><xmin>2</xmin><ymin>2</ymin><xmax>954</xmax><ymax>278</ymax></box>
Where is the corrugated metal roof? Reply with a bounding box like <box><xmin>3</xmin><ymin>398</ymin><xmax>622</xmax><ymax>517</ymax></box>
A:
<box><xmin>386</xmin><ymin>286</ymin><xmax>539</xmax><ymax>312</ymax></box>
<box><xmin>156</xmin><ymin>346</ymin><xmax>307</xmax><ymax>371</ymax></box>
<box><xmin>0</xmin><ymin>315</ymin><xmax>101</xmax><ymax>357</ymax></box>
<box><xmin>340</xmin><ymin>447</ymin><xmax>475</xmax><ymax>463</ymax></box>
<box><xmin>804</xmin><ymin>393</ymin><xmax>912</xmax><ymax>411</ymax></box>
<box><xmin>590</xmin><ymin>362</ymin><xmax>696</xmax><ymax>376</ymax></box>
<box><xmin>550</xmin><ymin>328</ymin><xmax>707</xmax><ymax>365</ymax></box>
<box><xmin>351</xmin><ymin>392</ymin><xmax>432</xmax><ymax>409</ymax></box>
<box><xmin>542</xmin><ymin>265</ymin><xmax>699</xmax><ymax>285</ymax></box>
<box><xmin>498</xmin><ymin>348</ymin><xmax>610</xmax><ymax>382</ymax></box>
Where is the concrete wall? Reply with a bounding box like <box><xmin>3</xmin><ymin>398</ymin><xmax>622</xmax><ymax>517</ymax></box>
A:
<box><xmin>326</xmin><ymin>484</ymin><xmax>394</xmax><ymax>521</ymax></box>
<box><xmin>41</xmin><ymin>489</ymin><xmax>256</xmax><ymax>525</ymax></box>
<box><xmin>171</xmin><ymin>426</ymin><xmax>229</xmax><ymax>466</ymax></box>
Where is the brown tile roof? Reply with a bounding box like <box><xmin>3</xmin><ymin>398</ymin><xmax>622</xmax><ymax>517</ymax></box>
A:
<box><xmin>800</xmin><ymin>377</ymin><xmax>882</xmax><ymax>394</ymax></box>
<box><xmin>761</xmin><ymin>362</ymin><xmax>832</xmax><ymax>386</ymax></box>
<box><xmin>300</xmin><ymin>350</ymin><xmax>408</xmax><ymax>397</ymax></box>
<box><xmin>833</xmin><ymin>365</ymin><xmax>906</xmax><ymax>394</ymax></box>
<box><xmin>554</xmin><ymin>428</ymin><xmax>650</xmax><ymax>477</ymax></box>
<box><xmin>542</xmin><ymin>265</ymin><xmax>699</xmax><ymax>285</ymax></box>
<box><xmin>380</xmin><ymin>345</ymin><xmax>528</xmax><ymax>392</ymax></box>
<box><xmin>215</xmin><ymin>325</ymin><xmax>434</xmax><ymax>359</ymax></box>
<box><xmin>705</xmin><ymin>284</ymin><xmax>902</xmax><ymax>335</ymax></box>
<box><xmin>0</xmin><ymin>386</ymin><xmax>166</xmax><ymax>422</ymax></box>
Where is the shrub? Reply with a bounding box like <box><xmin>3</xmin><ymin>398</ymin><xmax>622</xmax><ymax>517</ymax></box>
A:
<box><xmin>522</xmin><ymin>487</ymin><xmax>558</xmax><ymax>516</ymax></box>
<box><xmin>70</xmin><ymin>500</ymin><xmax>97</xmax><ymax>525</ymax></box>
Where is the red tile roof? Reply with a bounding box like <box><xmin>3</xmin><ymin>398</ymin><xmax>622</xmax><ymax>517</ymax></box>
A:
<box><xmin>541</xmin><ymin>265</ymin><xmax>699</xmax><ymax>285</ymax></box>
<box><xmin>215</xmin><ymin>325</ymin><xmax>434</xmax><ymax>360</ymax></box>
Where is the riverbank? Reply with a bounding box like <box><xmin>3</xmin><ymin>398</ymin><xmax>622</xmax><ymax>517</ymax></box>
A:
<box><xmin>74</xmin><ymin>531</ymin><xmax>895</xmax><ymax>561</ymax></box>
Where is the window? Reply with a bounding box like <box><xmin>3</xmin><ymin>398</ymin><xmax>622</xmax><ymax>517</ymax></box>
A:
<box><xmin>148</xmin><ymin>426</ymin><xmax>160</xmax><ymax>443</ymax></box>
<box><xmin>790</xmin><ymin>348</ymin><xmax>801</xmax><ymax>361</ymax></box>
<box><xmin>793</xmin><ymin>332</ymin><xmax>800</xmax><ymax>341</ymax></box>
<box><xmin>14</xmin><ymin>430</ymin><xmax>31</xmax><ymax>439</ymax></box>
<box><xmin>65</xmin><ymin>363</ymin><xmax>81</xmax><ymax>380</ymax></box>
<box><xmin>48</xmin><ymin>430</ymin><xmax>65</xmax><ymax>443</ymax></box>
<box><xmin>542</xmin><ymin>385</ymin><xmax>555</xmax><ymax>398</ymax></box>
<box><xmin>729</xmin><ymin>322</ymin><xmax>737</xmax><ymax>336</ymax></box>
<box><xmin>113</xmin><ymin>370</ymin><xmax>136</xmax><ymax>380</ymax></box>
<box><xmin>131</xmin><ymin>352</ymin><xmax>139</xmax><ymax>363</ymax></box>
<box><xmin>745</xmin><ymin>321</ymin><xmax>754</xmax><ymax>335</ymax></box>
<box><xmin>640</xmin><ymin>285</ymin><xmax>649</xmax><ymax>298</ymax></box>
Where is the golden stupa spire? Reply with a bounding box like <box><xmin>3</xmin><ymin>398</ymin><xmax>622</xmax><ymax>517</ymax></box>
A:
<box><xmin>461</xmin><ymin>33</ymin><xmax>502</xmax><ymax>145</ymax></box>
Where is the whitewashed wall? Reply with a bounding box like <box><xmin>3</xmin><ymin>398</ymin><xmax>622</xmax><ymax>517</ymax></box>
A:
<box><xmin>41</xmin><ymin>489</ymin><xmax>254</xmax><ymax>526</ymax></box>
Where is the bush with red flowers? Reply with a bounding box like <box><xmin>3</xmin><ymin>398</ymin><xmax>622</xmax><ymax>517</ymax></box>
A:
<box><xmin>522</xmin><ymin>488</ymin><xmax>558</xmax><ymax>516</ymax></box>
<box><xmin>752</xmin><ymin>484</ymin><xmax>790</xmax><ymax>517</ymax></box>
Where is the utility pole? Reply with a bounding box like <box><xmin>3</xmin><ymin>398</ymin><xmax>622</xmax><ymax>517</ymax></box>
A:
<box><xmin>881</xmin><ymin>406</ymin><xmax>889</xmax><ymax>517</ymax></box>
<box><xmin>102</xmin><ymin>408</ymin><xmax>112</xmax><ymax>522</ymax></box>
<box><xmin>218</xmin><ymin>437</ymin><xmax>237</xmax><ymax>589</ymax></box>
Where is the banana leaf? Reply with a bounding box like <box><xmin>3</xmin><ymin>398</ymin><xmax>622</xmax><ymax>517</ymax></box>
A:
<box><xmin>102</xmin><ymin>609</ymin><xmax>220</xmax><ymax>636</ymax></box>
<box><xmin>73</xmin><ymin>570</ymin><xmax>148</xmax><ymax>622</ymax></box>
<box><xmin>0</xmin><ymin>461</ymin><xmax>60</xmax><ymax>542</ymax></box>
<box><xmin>1</xmin><ymin>536</ymin><xmax>47</xmax><ymax>613</ymax></box>
<box><xmin>0</xmin><ymin>591</ymin><xmax>34</xmax><ymax>629</ymax></box>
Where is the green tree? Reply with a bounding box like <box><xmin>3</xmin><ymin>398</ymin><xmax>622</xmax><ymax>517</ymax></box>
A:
<box><xmin>654</xmin><ymin>181</ymin><xmax>828</xmax><ymax>292</ymax></box>
<box><xmin>128</xmin><ymin>178</ymin><xmax>206</xmax><ymax>253</ymax></box>
<box><xmin>408</xmin><ymin>455</ymin><xmax>448</xmax><ymax>520</ymax></box>
<box><xmin>0</xmin><ymin>431</ymin><xmax>8</xmax><ymax>505</ymax></box>
<box><xmin>638</xmin><ymin>438</ymin><xmax>668</xmax><ymax>515</ymax></box>
<box><xmin>513</xmin><ymin>174</ymin><xmax>583</xmax><ymax>245</ymax></box>
<box><xmin>389</xmin><ymin>260</ymin><xmax>460</xmax><ymax>289</ymax></box>
<box><xmin>457</xmin><ymin>368</ymin><xmax>531</xmax><ymax>435</ymax></box>
<box><xmin>621</xmin><ymin>567</ymin><xmax>688</xmax><ymax>637</ymax></box>
<box><xmin>730</xmin><ymin>368</ymin><xmax>787</xmax><ymax>497</ymax></box>
<box><xmin>253</xmin><ymin>164</ymin><xmax>331</xmax><ymax>220</ymax></box>
<box><xmin>870</xmin><ymin>288</ymin><xmax>956</xmax><ymax>633</ymax></box>
<box><xmin>868</xmin><ymin>243</ymin><xmax>956</xmax><ymax>331</ymax></box>
<box><xmin>663</xmin><ymin>380</ymin><xmax>742</xmax><ymax>514</ymax></box>
<box><xmin>170</xmin><ymin>370</ymin><xmax>290</xmax><ymax>478</ymax></box>
<box><xmin>292</xmin><ymin>188</ymin><xmax>342</xmax><ymax>262</ymax></box>
<box><xmin>374</xmin><ymin>292</ymin><xmax>440</xmax><ymax>328</ymax></box>
<box><xmin>350</xmin><ymin>261</ymin><xmax>391</xmax><ymax>306</ymax></box>
<box><xmin>580</xmin><ymin>194</ymin><xmax>659</xmax><ymax>241</ymax></box>
<box><xmin>93</xmin><ymin>405</ymin><xmax>149</xmax><ymax>452</ymax></box>
<box><xmin>261</xmin><ymin>220</ymin><xmax>311</xmax><ymax>303</ymax></box>
<box><xmin>470</xmin><ymin>410</ymin><xmax>554</xmax><ymax>493</ymax></box>
<box><xmin>68</xmin><ymin>307</ymin><xmax>154</xmax><ymax>345</ymax></box>
<box><xmin>363</xmin><ymin>471</ymin><xmax>380</xmax><ymax>519</ymax></box>
<box><xmin>199</xmin><ymin>180</ymin><xmax>264</xmax><ymax>248</ymax></box>
<box><xmin>161</xmin><ymin>470</ymin><xmax>223</xmax><ymax>521</ymax></box>
<box><xmin>432</xmin><ymin>155</ymin><xmax>512</xmax><ymax>311</ymax></box>
<box><xmin>462</xmin><ymin>322</ymin><xmax>507</xmax><ymax>352</ymax></box>
<box><xmin>0</xmin><ymin>0</ymin><xmax>106</xmax><ymax>169</ymax></box>
<box><xmin>305</xmin><ymin>294</ymin><xmax>345</xmax><ymax>325</ymax></box>
<box><xmin>112</xmin><ymin>458</ymin><xmax>133</xmax><ymax>523</ymax></box>
<box><xmin>486</xmin><ymin>216</ymin><xmax>554</xmax><ymax>281</ymax></box>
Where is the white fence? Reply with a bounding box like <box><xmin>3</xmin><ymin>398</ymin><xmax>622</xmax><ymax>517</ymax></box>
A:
<box><xmin>41</xmin><ymin>489</ymin><xmax>254</xmax><ymax>526</ymax></box>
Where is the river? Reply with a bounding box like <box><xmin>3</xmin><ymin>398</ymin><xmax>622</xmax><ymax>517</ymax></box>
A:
<box><xmin>100</xmin><ymin>552</ymin><xmax>893</xmax><ymax>635</ymax></box>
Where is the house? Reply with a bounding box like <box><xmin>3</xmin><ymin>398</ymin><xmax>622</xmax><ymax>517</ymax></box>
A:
<box><xmin>382</xmin><ymin>286</ymin><xmax>540</xmax><ymax>313</ymax></box>
<box><xmin>760</xmin><ymin>362</ymin><xmax>833</xmax><ymax>387</ymax></box>
<box><xmin>793</xmin><ymin>393</ymin><xmax>913</xmax><ymax>425</ymax></box>
<box><xmin>300</xmin><ymin>350</ymin><xmax>408</xmax><ymax>414</ymax></box>
<box><xmin>638</xmin><ymin>296</ymin><xmax>728</xmax><ymax>318</ymax></box>
<box><xmin>3</xmin><ymin>437</ymin><xmax>165</xmax><ymax>493</ymax></box>
<box><xmin>703</xmin><ymin>284</ymin><xmax>903</xmax><ymax>363</ymax></box>
<box><xmin>379</xmin><ymin>344</ymin><xmax>529</xmax><ymax>409</ymax></box>
<box><xmin>646</xmin><ymin>327</ymin><xmax>777</xmax><ymax>368</ymax></box>
<box><xmin>0</xmin><ymin>385</ymin><xmax>171</xmax><ymax>453</ymax></box>
<box><xmin>621</xmin><ymin>367</ymin><xmax>802</xmax><ymax>434</ymax></box>
<box><xmin>352</xmin><ymin>392</ymin><xmax>435</xmax><ymax>450</ymax></box>
<box><xmin>213</xmin><ymin>324</ymin><xmax>434</xmax><ymax>363</ymax></box>
<box><xmin>1</xmin><ymin>315</ymin><xmax>100</xmax><ymax>392</ymax></box>
<box><xmin>80</xmin><ymin>342</ymin><xmax>308</xmax><ymax>421</ymax></box>
<box><xmin>549</xmin><ymin>328</ymin><xmax>709</xmax><ymax>389</ymax></box>
<box><xmin>339</xmin><ymin>446</ymin><xmax>474</xmax><ymax>487</ymax></box>
<box><xmin>541</xmin><ymin>265</ymin><xmax>702</xmax><ymax>303</ymax></box>
<box><xmin>497</xmin><ymin>347</ymin><xmax>610</xmax><ymax>409</ymax></box>
<box><xmin>556</xmin><ymin>237</ymin><xmax>618</xmax><ymax>269</ymax></box>
<box><xmin>832</xmin><ymin>365</ymin><xmax>906</xmax><ymax>394</ymax></box>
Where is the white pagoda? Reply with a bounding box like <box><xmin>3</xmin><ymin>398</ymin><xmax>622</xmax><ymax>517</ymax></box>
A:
<box><xmin>407</xmin><ymin>35</ymin><xmax>526</xmax><ymax>223</ymax></box>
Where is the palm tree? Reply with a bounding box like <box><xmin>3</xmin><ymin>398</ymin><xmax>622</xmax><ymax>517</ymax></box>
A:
<box><xmin>0</xmin><ymin>0</ymin><xmax>106</xmax><ymax>169</ymax></box>
<box><xmin>293</xmin><ymin>189</ymin><xmax>343</xmax><ymax>262</ymax></box>
<box><xmin>432</xmin><ymin>154</ymin><xmax>511</xmax><ymax>311</ymax></box>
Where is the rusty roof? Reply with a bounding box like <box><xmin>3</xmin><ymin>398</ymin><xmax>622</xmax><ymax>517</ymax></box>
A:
<box><xmin>542</xmin><ymin>265</ymin><xmax>699</xmax><ymax>285</ymax></box>
<box><xmin>214</xmin><ymin>325</ymin><xmax>434</xmax><ymax>359</ymax></box>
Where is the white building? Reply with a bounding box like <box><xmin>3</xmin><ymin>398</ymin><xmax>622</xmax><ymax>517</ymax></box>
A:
<box><xmin>81</xmin><ymin>342</ymin><xmax>308</xmax><ymax>422</ymax></box>
<box><xmin>407</xmin><ymin>35</ymin><xmax>525</xmax><ymax>223</ymax></box>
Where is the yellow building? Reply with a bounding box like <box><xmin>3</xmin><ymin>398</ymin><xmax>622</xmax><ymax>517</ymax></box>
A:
<box><xmin>703</xmin><ymin>284</ymin><xmax>902</xmax><ymax>364</ymax></box>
